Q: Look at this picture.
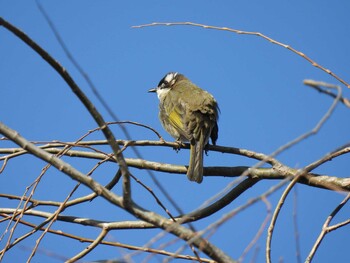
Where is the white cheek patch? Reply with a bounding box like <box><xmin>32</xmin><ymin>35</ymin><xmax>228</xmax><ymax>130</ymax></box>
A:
<box><xmin>156</xmin><ymin>87</ymin><xmax>171</xmax><ymax>100</ymax></box>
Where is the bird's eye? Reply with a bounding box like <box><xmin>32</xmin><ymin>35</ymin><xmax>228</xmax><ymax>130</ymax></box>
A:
<box><xmin>158</xmin><ymin>72</ymin><xmax>177</xmax><ymax>88</ymax></box>
<box><xmin>158</xmin><ymin>79</ymin><xmax>169</xmax><ymax>89</ymax></box>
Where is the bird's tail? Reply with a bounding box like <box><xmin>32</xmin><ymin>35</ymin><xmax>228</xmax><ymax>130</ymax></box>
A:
<box><xmin>187</xmin><ymin>134</ymin><xmax>205</xmax><ymax>183</ymax></box>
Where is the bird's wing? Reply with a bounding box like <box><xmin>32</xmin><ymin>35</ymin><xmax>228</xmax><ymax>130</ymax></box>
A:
<box><xmin>168</xmin><ymin>106</ymin><xmax>183</xmax><ymax>130</ymax></box>
<box><xmin>168</xmin><ymin>105</ymin><xmax>191</xmax><ymax>140</ymax></box>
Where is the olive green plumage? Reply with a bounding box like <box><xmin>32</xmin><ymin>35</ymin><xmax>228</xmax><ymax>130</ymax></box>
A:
<box><xmin>149</xmin><ymin>72</ymin><xmax>219</xmax><ymax>183</ymax></box>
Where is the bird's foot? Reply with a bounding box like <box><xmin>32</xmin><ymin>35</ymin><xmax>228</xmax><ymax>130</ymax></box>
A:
<box><xmin>204</xmin><ymin>144</ymin><xmax>210</xmax><ymax>156</ymax></box>
<box><xmin>173</xmin><ymin>140</ymin><xmax>185</xmax><ymax>153</ymax></box>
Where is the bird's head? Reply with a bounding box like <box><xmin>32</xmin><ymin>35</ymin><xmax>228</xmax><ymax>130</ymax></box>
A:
<box><xmin>148</xmin><ymin>72</ymin><xmax>183</xmax><ymax>99</ymax></box>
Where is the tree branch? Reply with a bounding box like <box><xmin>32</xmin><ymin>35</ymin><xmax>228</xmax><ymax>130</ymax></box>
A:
<box><xmin>305</xmin><ymin>193</ymin><xmax>350</xmax><ymax>262</ymax></box>
<box><xmin>0</xmin><ymin>16</ymin><xmax>132</xmax><ymax>207</ymax></box>
<box><xmin>0</xmin><ymin>122</ymin><xmax>235</xmax><ymax>262</ymax></box>
<box><xmin>132</xmin><ymin>22</ymin><xmax>350</xmax><ymax>89</ymax></box>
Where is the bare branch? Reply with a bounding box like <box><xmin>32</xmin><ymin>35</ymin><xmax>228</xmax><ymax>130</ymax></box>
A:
<box><xmin>0</xmin><ymin>122</ymin><xmax>235</xmax><ymax>262</ymax></box>
<box><xmin>36</xmin><ymin>0</ymin><xmax>183</xmax><ymax>224</ymax></box>
<box><xmin>239</xmin><ymin>196</ymin><xmax>272</xmax><ymax>262</ymax></box>
<box><xmin>0</xmin><ymin>16</ymin><xmax>131</xmax><ymax>207</ymax></box>
<box><xmin>293</xmin><ymin>187</ymin><xmax>302</xmax><ymax>263</ymax></box>
<box><xmin>266</xmin><ymin>80</ymin><xmax>342</xmax><ymax>263</ymax></box>
<box><xmin>305</xmin><ymin>193</ymin><xmax>350</xmax><ymax>262</ymax></box>
<box><xmin>2</xmin><ymin>143</ymin><xmax>349</xmax><ymax>191</ymax></box>
<box><xmin>132</xmin><ymin>22</ymin><xmax>350</xmax><ymax>89</ymax></box>
<box><xmin>304</xmin><ymin>79</ymin><xmax>350</xmax><ymax>108</ymax></box>
<box><xmin>1</xmin><ymin>214</ymin><xmax>216</xmax><ymax>262</ymax></box>
<box><xmin>67</xmin><ymin>227</ymin><xmax>108</xmax><ymax>262</ymax></box>
<box><xmin>1</xmin><ymin>14</ymin><xmax>349</xmax><ymax>263</ymax></box>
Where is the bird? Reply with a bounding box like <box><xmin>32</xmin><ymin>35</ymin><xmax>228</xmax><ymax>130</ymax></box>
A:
<box><xmin>148</xmin><ymin>72</ymin><xmax>219</xmax><ymax>183</ymax></box>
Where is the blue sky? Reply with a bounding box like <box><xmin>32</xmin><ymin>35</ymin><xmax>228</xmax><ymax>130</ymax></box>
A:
<box><xmin>1</xmin><ymin>1</ymin><xmax>350</xmax><ymax>262</ymax></box>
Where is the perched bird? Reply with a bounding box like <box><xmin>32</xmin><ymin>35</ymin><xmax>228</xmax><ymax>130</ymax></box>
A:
<box><xmin>148</xmin><ymin>72</ymin><xmax>219</xmax><ymax>183</ymax></box>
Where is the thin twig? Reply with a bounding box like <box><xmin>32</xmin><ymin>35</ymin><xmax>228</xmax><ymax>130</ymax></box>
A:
<box><xmin>304</xmin><ymin>79</ymin><xmax>350</xmax><ymax>108</ymax></box>
<box><xmin>1</xmin><ymin>214</ymin><xmax>216</xmax><ymax>263</ymax></box>
<box><xmin>27</xmin><ymin>182</ymin><xmax>80</xmax><ymax>262</ymax></box>
<box><xmin>2</xmin><ymin>143</ymin><xmax>349</xmax><ymax>191</ymax></box>
<box><xmin>133</xmin><ymin>22</ymin><xmax>350</xmax><ymax>89</ymax></box>
<box><xmin>1</xmin><ymin>122</ymin><xmax>178</xmax><ymax>223</ymax></box>
<box><xmin>170</xmin><ymin>179</ymin><xmax>289</xmax><ymax>261</ymax></box>
<box><xmin>0</xmin><ymin>122</ymin><xmax>235</xmax><ymax>262</ymax></box>
<box><xmin>0</xmin><ymin>15</ymin><xmax>131</xmax><ymax>210</ymax></box>
<box><xmin>0</xmin><ymin>164</ymin><xmax>50</xmax><ymax>260</ymax></box>
<box><xmin>293</xmin><ymin>187</ymin><xmax>302</xmax><ymax>263</ymax></box>
<box><xmin>35</xmin><ymin>1</ymin><xmax>183</xmax><ymax>227</ymax></box>
<box><xmin>67</xmin><ymin>227</ymin><xmax>108</xmax><ymax>262</ymax></box>
<box><xmin>239</xmin><ymin>196</ymin><xmax>272</xmax><ymax>263</ymax></box>
<box><xmin>305</xmin><ymin>193</ymin><xmax>350</xmax><ymax>262</ymax></box>
<box><xmin>266</xmin><ymin>81</ymin><xmax>342</xmax><ymax>263</ymax></box>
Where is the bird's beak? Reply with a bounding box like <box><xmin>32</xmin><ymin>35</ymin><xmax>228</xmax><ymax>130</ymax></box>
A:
<box><xmin>148</xmin><ymin>87</ymin><xmax>157</xmax><ymax>93</ymax></box>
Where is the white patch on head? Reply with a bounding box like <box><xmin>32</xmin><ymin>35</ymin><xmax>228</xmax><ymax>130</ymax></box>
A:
<box><xmin>164</xmin><ymin>72</ymin><xmax>177</xmax><ymax>83</ymax></box>
<box><xmin>156</xmin><ymin>86</ymin><xmax>171</xmax><ymax>100</ymax></box>
<box><xmin>155</xmin><ymin>72</ymin><xmax>179</xmax><ymax>100</ymax></box>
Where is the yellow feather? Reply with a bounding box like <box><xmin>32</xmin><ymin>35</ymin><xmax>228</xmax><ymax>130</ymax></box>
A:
<box><xmin>169</xmin><ymin>109</ymin><xmax>183</xmax><ymax>129</ymax></box>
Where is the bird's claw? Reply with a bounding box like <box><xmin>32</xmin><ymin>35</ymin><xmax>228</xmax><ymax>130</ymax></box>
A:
<box><xmin>204</xmin><ymin>144</ymin><xmax>210</xmax><ymax>156</ymax></box>
<box><xmin>173</xmin><ymin>140</ymin><xmax>185</xmax><ymax>152</ymax></box>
